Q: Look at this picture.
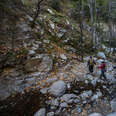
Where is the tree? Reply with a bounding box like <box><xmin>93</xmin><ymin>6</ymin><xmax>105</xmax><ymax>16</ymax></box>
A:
<box><xmin>31</xmin><ymin>0</ymin><xmax>44</xmax><ymax>28</ymax></box>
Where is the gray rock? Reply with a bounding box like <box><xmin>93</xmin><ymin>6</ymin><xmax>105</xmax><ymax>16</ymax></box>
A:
<box><xmin>46</xmin><ymin>78</ymin><xmax>57</xmax><ymax>84</ymax></box>
<box><xmin>74</xmin><ymin>99</ymin><xmax>80</xmax><ymax>104</ymax></box>
<box><xmin>50</xmin><ymin>22</ymin><xmax>55</xmax><ymax>29</ymax></box>
<box><xmin>97</xmin><ymin>52</ymin><xmax>106</xmax><ymax>59</ymax></box>
<box><xmin>87</xmin><ymin>74</ymin><xmax>94</xmax><ymax>80</ymax></box>
<box><xmin>28</xmin><ymin>50</ymin><xmax>35</xmax><ymax>55</ymax></box>
<box><xmin>40</xmin><ymin>88</ymin><xmax>49</xmax><ymax>94</ymax></box>
<box><xmin>107</xmin><ymin>112</ymin><xmax>116</xmax><ymax>116</ymax></box>
<box><xmin>81</xmin><ymin>90</ymin><xmax>92</xmax><ymax>100</ymax></box>
<box><xmin>47</xmin><ymin>9</ymin><xmax>54</xmax><ymax>15</ymax></box>
<box><xmin>24</xmin><ymin>58</ymin><xmax>41</xmax><ymax>73</ymax></box>
<box><xmin>57</xmin><ymin>33</ymin><xmax>64</xmax><ymax>38</ymax></box>
<box><xmin>50</xmin><ymin>106</ymin><xmax>57</xmax><ymax>110</ymax></box>
<box><xmin>91</xmin><ymin>78</ymin><xmax>98</xmax><ymax>86</ymax></box>
<box><xmin>106</xmin><ymin>73</ymin><xmax>114</xmax><ymax>81</ymax></box>
<box><xmin>34</xmin><ymin>108</ymin><xmax>46</xmax><ymax>116</ymax></box>
<box><xmin>61</xmin><ymin>94</ymin><xmax>77</xmax><ymax>103</ymax></box>
<box><xmin>110</xmin><ymin>99</ymin><xmax>116</xmax><ymax>111</ymax></box>
<box><xmin>60</xmin><ymin>102</ymin><xmax>68</xmax><ymax>108</ymax></box>
<box><xmin>91</xmin><ymin>91</ymin><xmax>102</xmax><ymax>101</ymax></box>
<box><xmin>43</xmin><ymin>39</ymin><xmax>50</xmax><ymax>44</ymax></box>
<box><xmin>27</xmin><ymin>15</ymin><xmax>33</xmax><ymax>21</ymax></box>
<box><xmin>49</xmin><ymin>80</ymin><xmax>66</xmax><ymax>97</ymax></box>
<box><xmin>89</xmin><ymin>113</ymin><xmax>103</xmax><ymax>116</ymax></box>
<box><xmin>47</xmin><ymin>112</ymin><xmax>54</xmax><ymax>116</ymax></box>
<box><xmin>50</xmin><ymin>99</ymin><xmax>59</xmax><ymax>106</ymax></box>
<box><xmin>60</xmin><ymin>54</ymin><xmax>67</xmax><ymax>60</ymax></box>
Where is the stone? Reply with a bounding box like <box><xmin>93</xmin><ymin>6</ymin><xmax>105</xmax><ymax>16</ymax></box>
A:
<box><xmin>26</xmin><ymin>15</ymin><xmax>33</xmax><ymax>21</ymax></box>
<box><xmin>47</xmin><ymin>9</ymin><xmax>54</xmax><ymax>15</ymax></box>
<box><xmin>24</xmin><ymin>58</ymin><xmax>42</xmax><ymax>73</ymax></box>
<box><xmin>34</xmin><ymin>108</ymin><xmax>46</xmax><ymax>116</ymax></box>
<box><xmin>43</xmin><ymin>40</ymin><xmax>50</xmax><ymax>44</ymax></box>
<box><xmin>81</xmin><ymin>90</ymin><xmax>92</xmax><ymax>100</ymax></box>
<box><xmin>60</xmin><ymin>102</ymin><xmax>68</xmax><ymax>108</ymax></box>
<box><xmin>46</xmin><ymin>78</ymin><xmax>57</xmax><ymax>84</ymax></box>
<box><xmin>110</xmin><ymin>98</ymin><xmax>116</xmax><ymax>111</ymax></box>
<box><xmin>91</xmin><ymin>78</ymin><xmax>98</xmax><ymax>86</ymax></box>
<box><xmin>87</xmin><ymin>74</ymin><xmax>94</xmax><ymax>80</ymax></box>
<box><xmin>91</xmin><ymin>91</ymin><xmax>102</xmax><ymax>101</ymax></box>
<box><xmin>39</xmin><ymin>55</ymin><xmax>53</xmax><ymax>72</ymax></box>
<box><xmin>29</xmin><ymin>54</ymin><xmax>53</xmax><ymax>73</ymax></box>
<box><xmin>40</xmin><ymin>88</ymin><xmax>49</xmax><ymax>94</ymax></box>
<box><xmin>97</xmin><ymin>52</ymin><xmax>106</xmax><ymax>59</ymax></box>
<box><xmin>61</xmin><ymin>94</ymin><xmax>77</xmax><ymax>103</ymax></box>
<box><xmin>57</xmin><ymin>33</ymin><xmax>64</xmax><ymax>38</ymax></box>
<box><xmin>28</xmin><ymin>50</ymin><xmax>35</xmax><ymax>55</ymax></box>
<box><xmin>50</xmin><ymin>99</ymin><xmax>59</xmax><ymax>106</ymax></box>
<box><xmin>89</xmin><ymin>113</ymin><xmax>102</xmax><ymax>116</ymax></box>
<box><xmin>47</xmin><ymin>112</ymin><xmax>54</xmax><ymax>116</ymax></box>
<box><xmin>60</xmin><ymin>54</ymin><xmax>67</xmax><ymax>60</ymax></box>
<box><xmin>50</xmin><ymin>22</ymin><xmax>55</xmax><ymax>29</ymax></box>
<box><xmin>106</xmin><ymin>73</ymin><xmax>114</xmax><ymax>81</ymax></box>
<box><xmin>49</xmin><ymin>80</ymin><xmax>66</xmax><ymax>97</ymax></box>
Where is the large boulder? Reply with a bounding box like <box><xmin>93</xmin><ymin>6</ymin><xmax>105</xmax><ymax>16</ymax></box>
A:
<box><xmin>97</xmin><ymin>52</ymin><xmax>106</xmax><ymax>59</ymax></box>
<box><xmin>34</xmin><ymin>108</ymin><xmax>46</xmax><ymax>116</ymax></box>
<box><xmin>24</xmin><ymin>58</ymin><xmax>42</xmax><ymax>73</ymax></box>
<box><xmin>49</xmin><ymin>80</ymin><xmax>66</xmax><ymax>97</ymax></box>
<box><xmin>89</xmin><ymin>113</ymin><xmax>103</xmax><ymax>116</ymax></box>
<box><xmin>24</xmin><ymin>55</ymin><xmax>53</xmax><ymax>73</ymax></box>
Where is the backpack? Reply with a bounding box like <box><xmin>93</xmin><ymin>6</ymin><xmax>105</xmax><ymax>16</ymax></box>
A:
<box><xmin>89</xmin><ymin>59</ymin><xmax>94</xmax><ymax>66</ymax></box>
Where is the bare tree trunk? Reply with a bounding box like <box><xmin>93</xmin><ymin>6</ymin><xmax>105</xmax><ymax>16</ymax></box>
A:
<box><xmin>78</xmin><ymin>0</ymin><xmax>84</xmax><ymax>61</ymax></box>
<box><xmin>108</xmin><ymin>0</ymin><xmax>112</xmax><ymax>54</ymax></box>
<box><xmin>87</xmin><ymin>0</ymin><xmax>94</xmax><ymax>46</ymax></box>
<box><xmin>31</xmin><ymin>0</ymin><xmax>44</xmax><ymax>28</ymax></box>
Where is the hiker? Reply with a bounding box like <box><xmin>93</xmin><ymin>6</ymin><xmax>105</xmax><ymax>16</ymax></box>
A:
<box><xmin>87</xmin><ymin>56</ymin><xmax>96</xmax><ymax>73</ymax></box>
<box><xmin>98</xmin><ymin>60</ymin><xmax>106</xmax><ymax>80</ymax></box>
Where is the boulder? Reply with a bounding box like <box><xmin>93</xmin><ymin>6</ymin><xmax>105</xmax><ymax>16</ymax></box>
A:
<box><xmin>34</xmin><ymin>108</ymin><xmax>46</xmax><ymax>116</ymax></box>
<box><xmin>49</xmin><ymin>80</ymin><xmax>66</xmax><ymax>97</ymax></box>
<box><xmin>24</xmin><ymin>58</ymin><xmax>42</xmax><ymax>73</ymax></box>
<box><xmin>24</xmin><ymin>55</ymin><xmax>53</xmax><ymax>73</ymax></box>
<box><xmin>89</xmin><ymin>113</ymin><xmax>103</xmax><ymax>116</ymax></box>
<box><xmin>97</xmin><ymin>52</ymin><xmax>106</xmax><ymax>59</ymax></box>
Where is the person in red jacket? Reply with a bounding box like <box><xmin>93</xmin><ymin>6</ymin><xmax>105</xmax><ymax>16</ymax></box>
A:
<box><xmin>98</xmin><ymin>61</ymin><xmax>106</xmax><ymax>80</ymax></box>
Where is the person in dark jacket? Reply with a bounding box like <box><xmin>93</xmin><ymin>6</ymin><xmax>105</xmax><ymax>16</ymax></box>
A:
<box><xmin>98</xmin><ymin>61</ymin><xmax>106</xmax><ymax>80</ymax></box>
<box><xmin>87</xmin><ymin>56</ymin><xmax>96</xmax><ymax>73</ymax></box>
